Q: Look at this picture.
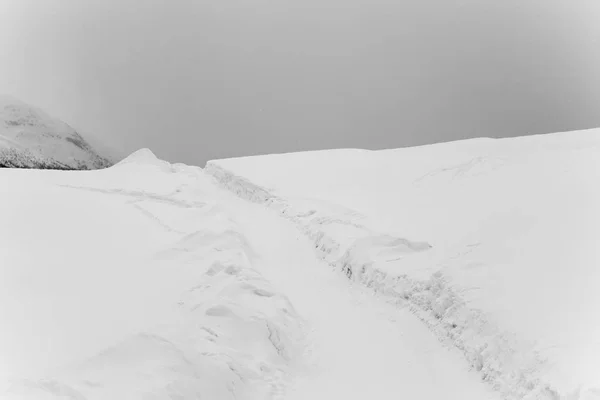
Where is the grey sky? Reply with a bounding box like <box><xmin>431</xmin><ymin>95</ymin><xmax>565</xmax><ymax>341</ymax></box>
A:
<box><xmin>1</xmin><ymin>0</ymin><xmax>599</xmax><ymax>164</ymax></box>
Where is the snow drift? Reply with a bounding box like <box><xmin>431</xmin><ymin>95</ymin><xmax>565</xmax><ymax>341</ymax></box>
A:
<box><xmin>2</xmin><ymin>125</ymin><xmax>599</xmax><ymax>400</ymax></box>
<box><xmin>205</xmin><ymin>128</ymin><xmax>600</xmax><ymax>400</ymax></box>
<box><xmin>0</xmin><ymin>161</ymin><xmax>305</xmax><ymax>399</ymax></box>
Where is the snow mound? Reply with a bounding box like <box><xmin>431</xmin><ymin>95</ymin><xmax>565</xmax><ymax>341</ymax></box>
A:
<box><xmin>115</xmin><ymin>148</ymin><xmax>158</xmax><ymax>165</ymax></box>
<box><xmin>0</xmin><ymin>95</ymin><xmax>112</xmax><ymax>170</ymax></box>
<box><xmin>205</xmin><ymin>127</ymin><xmax>600</xmax><ymax>400</ymax></box>
<box><xmin>0</xmin><ymin>160</ymin><xmax>305</xmax><ymax>400</ymax></box>
<box><xmin>113</xmin><ymin>148</ymin><xmax>181</xmax><ymax>175</ymax></box>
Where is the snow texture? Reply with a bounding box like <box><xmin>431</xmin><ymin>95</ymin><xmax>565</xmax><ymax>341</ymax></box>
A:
<box><xmin>206</xmin><ymin>128</ymin><xmax>600</xmax><ymax>400</ymax></box>
<box><xmin>2</xmin><ymin>127</ymin><xmax>599</xmax><ymax>400</ymax></box>
<box><xmin>0</xmin><ymin>163</ymin><xmax>304</xmax><ymax>400</ymax></box>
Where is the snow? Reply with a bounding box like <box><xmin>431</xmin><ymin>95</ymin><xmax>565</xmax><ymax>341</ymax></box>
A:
<box><xmin>207</xmin><ymin>127</ymin><xmax>600</xmax><ymax>399</ymax></box>
<box><xmin>202</xmin><ymin>182</ymin><xmax>499</xmax><ymax>400</ymax></box>
<box><xmin>0</xmin><ymin>165</ymin><xmax>304</xmax><ymax>399</ymax></box>
<box><xmin>1</xmin><ymin>127</ymin><xmax>599</xmax><ymax>399</ymax></box>
<box><xmin>0</xmin><ymin>95</ymin><xmax>111</xmax><ymax>169</ymax></box>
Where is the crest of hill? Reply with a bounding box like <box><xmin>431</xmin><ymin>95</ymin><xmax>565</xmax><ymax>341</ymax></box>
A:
<box><xmin>113</xmin><ymin>148</ymin><xmax>181</xmax><ymax>174</ymax></box>
<box><xmin>116</xmin><ymin>148</ymin><xmax>160</xmax><ymax>165</ymax></box>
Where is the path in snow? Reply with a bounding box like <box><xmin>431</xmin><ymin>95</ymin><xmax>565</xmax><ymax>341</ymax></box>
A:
<box><xmin>1</xmin><ymin>157</ymin><xmax>502</xmax><ymax>399</ymax></box>
<box><xmin>200</xmin><ymin>174</ymin><xmax>500</xmax><ymax>400</ymax></box>
<box><xmin>206</xmin><ymin>130</ymin><xmax>600</xmax><ymax>399</ymax></box>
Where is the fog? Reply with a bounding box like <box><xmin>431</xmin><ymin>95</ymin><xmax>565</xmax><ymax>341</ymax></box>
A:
<box><xmin>1</xmin><ymin>0</ymin><xmax>599</xmax><ymax>164</ymax></box>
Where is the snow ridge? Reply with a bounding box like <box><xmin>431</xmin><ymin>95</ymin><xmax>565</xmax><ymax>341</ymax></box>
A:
<box><xmin>204</xmin><ymin>161</ymin><xmax>582</xmax><ymax>400</ymax></box>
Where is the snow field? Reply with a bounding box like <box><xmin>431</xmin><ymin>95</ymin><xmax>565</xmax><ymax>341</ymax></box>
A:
<box><xmin>3</xmin><ymin>127</ymin><xmax>599</xmax><ymax>399</ymax></box>
<box><xmin>0</xmin><ymin>153</ymin><xmax>305</xmax><ymax>399</ymax></box>
<box><xmin>206</xmin><ymin>128</ymin><xmax>600</xmax><ymax>399</ymax></box>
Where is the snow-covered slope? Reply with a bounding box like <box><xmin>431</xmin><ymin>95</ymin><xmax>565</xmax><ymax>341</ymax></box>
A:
<box><xmin>3</xmin><ymin>128</ymin><xmax>599</xmax><ymax>400</ymax></box>
<box><xmin>0</xmin><ymin>96</ymin><xmax>112</xmax><ymax>169</ymax></box>
<box><xmin>206</xmin><ymin>128</ymin><xmax>600</xmax><ymax>399</ymax></box>
<box><xmin>0</xmin><ymin>151</ymin><xmax>305</xmax><ymax>399</ymax></box>
<box><xmin>0</xmin><ymin>148</ymin><xmax>501</xmax><ymax>400</ymax></box>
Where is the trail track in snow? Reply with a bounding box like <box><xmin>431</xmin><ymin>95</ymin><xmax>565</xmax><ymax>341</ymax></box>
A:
<box><xmin>8</xmin><ymin>146</ymin><xmax>585</xmax><ymax>399</ymax></box>
<box><xmin>198</xmin><ymin>172</ymin><xmax>500</xmax><ymax>400</ymax></box>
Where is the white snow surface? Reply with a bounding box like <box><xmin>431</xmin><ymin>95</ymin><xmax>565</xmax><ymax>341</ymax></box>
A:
<box><xmin>0</xmin><ymin>157</ymin><xmax>305</xmax><ymax>399</ymax></box>
<box><xmin>0</xmin><ymin>96</ymin><xmax>111</xmax><ymax>169</ymax></box>
<box><xmin>206</xmin><ymin>128</ymin><xmax>600</xmax><ymax>400</ymax></box>
<box><xmin>0</xmin><ymin>146</ymin><xmax>501</xmax><ymax>400</ymax></box>
<box><xmin>1</xmin><ymin>128</ymin><xmax>599</xmax><ymax>400</ymax></box>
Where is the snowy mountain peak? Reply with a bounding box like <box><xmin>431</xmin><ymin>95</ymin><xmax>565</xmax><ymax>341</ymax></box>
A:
<box><xmin>0</xmin><ymin>96</ymin><xmax>113</xmax><ymax>170</ymax></box>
